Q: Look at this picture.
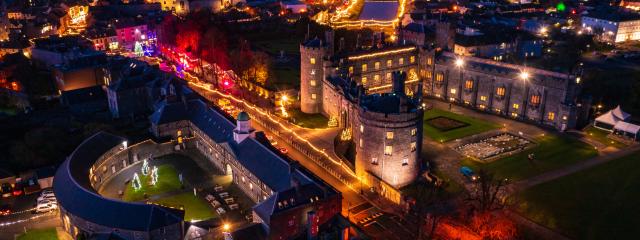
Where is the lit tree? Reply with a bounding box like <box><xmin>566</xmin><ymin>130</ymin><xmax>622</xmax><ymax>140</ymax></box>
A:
<box><xmin>141</xmin><ymin>159</ymin><xmax>150</xmax><ymax>176</ymax></box>
<box><xmin>151</xmin><ymin>166</ymin><xmax>159</xmax><ymax>186</ymax></box>
<box><xmin>134</xmin><ymin>41</ymin><xmax>143</xmax><ymax>57</ymax></box>
<box><xmin>132</xmin><ymin>173</ymin><xmax>141</xmax><ymax>190</ymax></box>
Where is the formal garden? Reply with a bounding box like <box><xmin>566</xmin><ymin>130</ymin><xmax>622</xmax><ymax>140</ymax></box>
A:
<box><xmin>456</xmin><ymin>133</ymin><xmax>533</xmax><ymax>160</ymax></box>
<box><xmin>423</xmin><ymin>108</ymin><xmax>501</xmax><ymax>142</ymax></box>
<box><xmin>460</xmin><ymin>134</ymin><xmax>598</xmax><ymax>181</ymax></box>
<box><xmin>515</xmin><ymin>151</ymin><xmax>640</xmax><ymax>239</ymax></box>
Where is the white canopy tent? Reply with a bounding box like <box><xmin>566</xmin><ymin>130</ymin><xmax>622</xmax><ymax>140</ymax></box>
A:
<box><xmin>613</xmin><ymin>122</ymin><xmax>640</xmax><ymax>141</ymax></box>
<box><xmin>594</xmin><ymin>105</ymin><xmax>631</xmax><ymax>131</ymax></box>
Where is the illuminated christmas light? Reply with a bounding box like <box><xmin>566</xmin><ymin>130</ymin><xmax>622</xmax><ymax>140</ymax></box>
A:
<box><xmin>141</xmin><ymin>159</ymin><xmax>150</xmax><ymax>176</ymax></box>
<box><xmin>132</xmin><ymin>173</ymin><xmax>141</xmax><ymax>190</ymax></box>
<box><xmin>151</xmin><ymin>166</ymin><xmax>159</xmax><ymax>186</ymax></box>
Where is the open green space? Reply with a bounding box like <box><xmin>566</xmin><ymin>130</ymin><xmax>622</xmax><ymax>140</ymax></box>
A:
<box><xmin>123</xmin><ymin>164</ymin><xmax>183</xmax><ymax>202</ymax></box>
<box><xmin>423</xmin><ymin>108</ymin><xmax>501</xmax><ymax>142</ymax></box>
<box><xmin>515</xmin><ymin>151</ymin><xmax>640</xmax><ymax>239</ymax></box>
<box><xmin>461</xmin><ymin>134</ymin><xmax>598</xmax><ymax>181</ymax></box>
<box><xmin>289</xmin><ymin>108</ymin><xmax>329</xmax><ymax>129</ymax></box>
<box><xmin>17</xmin><ymin>228</ymin><xmax>58</xmax><ymax>240</ymax></box>
<box><xmin>152</xmin><ymin>192</ymin><xmax>216</xmax><ymax>221</ymax></box>
<box><xmin>583</xmin><ymin>125</ymin><xmax>627</xmax><ymax>148</ymax></box>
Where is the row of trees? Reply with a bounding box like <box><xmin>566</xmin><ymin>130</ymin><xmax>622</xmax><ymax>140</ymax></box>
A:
<box><xmin>158</xmin><ymin>10</ymin><xmax>273</xmax><ymax>86</ymax></box>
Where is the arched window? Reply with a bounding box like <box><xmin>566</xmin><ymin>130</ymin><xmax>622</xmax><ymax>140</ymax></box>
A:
<box><xmin>530</xmin><ymin>94</ymin><xmax>541</xmax><ymax>106</ymax></box>
<box><xmin>435</xmin><ymin>72</ymin><xmax>444</xmax><ymax>83</ymax></box>
<box><xmin>465</xmin><ymin>79</ymin><xmax>474</xmax><ymax>90</ymax></box>
<box><xmin>496</xmin><ymin>86</ymin><xmax>506</xmax><ymax>97</ymax></box>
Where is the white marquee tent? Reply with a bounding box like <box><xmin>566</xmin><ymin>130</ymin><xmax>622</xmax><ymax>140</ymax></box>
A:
<box><xmin>613</xmin><ymin>122</ymin><xmax>640</xmax><ymax>141</ymax></box>
<box><xmin>594</xmin><ymin>105</ymin><xmax>631</xmax><ymax>131</ymax></box>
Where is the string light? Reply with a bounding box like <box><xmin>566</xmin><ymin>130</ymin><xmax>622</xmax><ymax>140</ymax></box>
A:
<box><xmin>0</xmin><ymin>212</ymin><xmax>52</xmax><ymax>227</ymax></box>
<box><xmin>347</xmin><ymin>47</ymin><xmax>416</xmax><ymax>60</ymax></box>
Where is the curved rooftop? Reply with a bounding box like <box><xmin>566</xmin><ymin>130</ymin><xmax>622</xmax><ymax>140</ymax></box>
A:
<box><xmin>53</xmin><ymin>132</ymin><xmax>184</xmax><ymax>232</ymax></box>
<box><xmin>237</xmin><ymin>111</ymin><xmax>250</xmax><ymax>121</ymax></box>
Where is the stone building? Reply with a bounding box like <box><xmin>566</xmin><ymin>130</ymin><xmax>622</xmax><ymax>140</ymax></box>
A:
<box><xmin>423</xmin><ymin>51</ymin><xmax>581</xmax><ymax>130</ymax></box>
<box><xmin>150</xmin><ymin>99</ymin><xmax>342</xmax><ymax>239</ymax></box>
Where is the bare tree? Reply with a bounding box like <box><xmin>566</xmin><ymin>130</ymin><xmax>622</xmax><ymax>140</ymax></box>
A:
<box><xmin>465</xmin><ymin>169</ymin><xmax>508</xmax><ymax>212</ymax></box>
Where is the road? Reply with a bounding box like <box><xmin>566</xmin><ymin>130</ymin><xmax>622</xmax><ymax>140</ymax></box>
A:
<box><xmin>0</xmin><ymin>191</ymin><xmax>62</xmax><ymax>240</ymax></box>
<box><xmin>187</xmin><ymin>81</ymin><xmax>418</xmax><ymax>239</ymax></box>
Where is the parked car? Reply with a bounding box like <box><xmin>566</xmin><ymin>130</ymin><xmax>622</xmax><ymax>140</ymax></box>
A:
<box><xmin>37</xmin><ymin>194</ymin><xmax>56</xmax><ymax>203</ymax></box>
<box><xmin>34</xmin><ymin>204</ymin><xmax>57</xmax><ymax>213</ymax></box>
<box><xmin>0</xmin><ymin>204</ymin><xmax>11</xmax><ymax>216</ymax></box>
<box><xmin>12</xmin><ymin>182</ymin><xmax>23</xmax><ymax>196</ymax></box>
<box><xmin>1</xmin><ymin>183</ymin><xmax>12</xmax><ymax>198</ymax></box>
<box><xmin>460</xmin><ymin>166</ymin><xmax>478</xmax><ymax>181</ymax></box>
<box><xmin>278</xmin><ymin>147</ymin><xmax>288</xmax><ymax>154</ymax></box>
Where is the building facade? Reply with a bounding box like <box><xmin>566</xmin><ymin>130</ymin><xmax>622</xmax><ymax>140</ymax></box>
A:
<box><xmin>581</xmin><ymin>11</ymin><xmax>640</xmax><ymax>43</ymax></box>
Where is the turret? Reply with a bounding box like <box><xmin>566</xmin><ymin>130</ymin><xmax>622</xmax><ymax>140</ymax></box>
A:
<box><xmin>233</xmin><ymin>111</ymin><xmax>254</xmax><ymax>143</ymax></box>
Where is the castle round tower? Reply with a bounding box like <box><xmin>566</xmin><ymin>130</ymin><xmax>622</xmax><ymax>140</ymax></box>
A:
<box><xmin>353</xmin><ymin>72</ymin><xmax>423</xmax><ymax>191</ymax></box>
<box><xmin>300</xmin><ymin>38</ymin><xmax>329</xmax><ymax>114</ymax></box>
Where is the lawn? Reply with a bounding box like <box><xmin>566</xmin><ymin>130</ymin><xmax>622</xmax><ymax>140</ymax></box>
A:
<box><xmin>461</xmin><ymin>134</ymin><xmax>598</xmax><ymax>181</ymax></box>
<box><xmin>152</xmin><ymin>192</ymin><xmax>216</xmax><ymax>221</ymax></box>
<box><xmin>583</xmin><ymin>125</ymin><xmax>627</xmax><ymax>148</ymax></box>
<box><xmin>289</xmin><ymin>108</ymin><xmax>329</xmax><ymax>129</ymax></box>
<box><xmin>17</xmin><ymin>228</ymin><xmax>58</xmax><ymax>240</ymax></box>
<box><xmin>123</xmin><ymin>164</ymin><xmax>183</xmax><ymax>202</ymax></box>
<box><xmin>515</xmin><ymin>151</ymin><xmax>640</xmax><ymax>239</ymax></box>
<box><xmin>423</xmin><ymin>108</ymin><xmax>501</xmax><ymax>142</ymax></box>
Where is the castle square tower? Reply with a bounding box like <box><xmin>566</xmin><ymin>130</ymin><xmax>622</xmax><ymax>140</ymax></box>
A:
<box><xmin>300</xmin><ymin>38</ymin><xmax>330</xmax><ymax>114</ymax></box>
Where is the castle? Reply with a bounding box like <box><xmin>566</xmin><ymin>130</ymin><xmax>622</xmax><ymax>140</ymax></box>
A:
<box><xmin>300</xmin><ymin>31</ymin><xmax>583</xmax><ymax>201</ymax></box>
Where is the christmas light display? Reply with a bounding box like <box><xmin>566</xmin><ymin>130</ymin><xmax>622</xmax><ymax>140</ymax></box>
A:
<box><xmin>151</xmin><ymin>166</ymin><xmax>159</xmax><ymax>186</ymax></box>
<box><xmin>141</xmin><ymin>159</ymin><xmax>150</xmax><ymax>176</ymax></box>
<box><xmin>132</xmin><ymin>173</ymin><xmax>141</xmax><ymax>190</ymax></box>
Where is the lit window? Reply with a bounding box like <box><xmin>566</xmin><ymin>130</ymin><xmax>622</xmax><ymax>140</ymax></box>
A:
<box><xmin>411</xmin><ymin>142</ymin><xmax>416</xmax><ymax>152</ymax></box>
<box><xmin>530</xmin><ymin>94</ymin><xmax>541</xmax><ymax>105</ymax></box>
<box><xmin>480</xmin><ymin>96</ymin><xmax>487</xmax><ymax>101</ymax></box>
<box><xmin>427</xmin><ymin>57</ymin><xmax>433</xmax><ymax>65</ymax></box>
<box><xmin>425</xmin><ymin>70</ymin><xmax>432</xmax><ymax>79</ymax></box>
<box><xmin>359</xmin><ymin>139</ymin><xmax>363</xmax><ymax>147</ymax></box>
<box><xmin>399</xmin><ymin>58</ymin><xmax>404</xmax><ymax>65</ymax></box>
<box><xmin>250</xmin><ymin>183</ymin><xmax>253</xmax><ymax>189</ymax></box>
<box><xmin>360</xmin><ymin>125</ymin><xmax>364</xmax><ymax>133</ymax></box>
<box><xmin>402</xmin><ymin>158</ymin><xmax>408</xmax><ymax>166</ymax></box>
<box><xmin>310</xmin><ymin>58</ymin><xmax>316</xmax><ymax>64</ymax></box>
<box><xmin>349</xmin><ymin>66</ymin><xmax>354</xmax><ymax>74</ymax></box>
<box><xmin>496</xmin><ymin>87</ymin><xmax>506</xmax><ymax>96</ymax></box>
<box><xmin>436</xmin><ymin>73</ymin><xmax>444</xmax><ymax>83</ymax></box>
<box><xmin>547</xmin><ymin>112</ymin><xmax>555</xmax><ymax>121</ymax></box>
<box><xmin>311</xmin><ymin>69</ymin><xmax>315</xmax><ymax>75</ymax></box>
<box><xmin>450</xmin><ymin>88</ymin><xmax>457</xmax><ymax>94</ymax></box>
<box><xmin>375</xmin><ymin>62</ymin><xmax>380</xmax><ymax>70</ymax></box>
<box><xmin>311</xmin><ymin>94</ymin><xmax>317</xmax><ymax>100</ymax></box>
<box><xmin>386</xmin><ymin>72</ymin><xmax>392</xmax><ymax>80</ymax></box>
<box><xmin>362</xmin><ymin>64</ymin><xmax>367</xmax><ymax>72</ymax></box>
<box><xmin>362</xmin><ymin>77</ymin><xmax>367</xmax><ymax>84</ymax></box>
<box><xmin>310</xmin><ymin>80</ymin><xmax>316</xmax><ymax>86</ymax></box>
<box><xmin>386</xmin><ymin>131</ymin><xmax>394</xmax><ymax>139</ymax></box>
<box><xmin>513</xmin><ymin>103</ymin><xmax>519</xmax><ymax>109</ymax></box>
<box><xmin>465</xmin><ymin>80</ymin><xmax>473</xmax><ymax>90</ymax></box>
<box><xmin>374</xmin><ymin>75</ymin><xmax>380</xmax><ymax>82</ymax></box>
<box><xmin>177</xmin><ymin>130</ymin><xmax>182</xmax><ymax>136</ymax></box>
<box><xmin>242</xmin><ymin>176</ymin><xmax>246</xmax><ymax>182</ymax></box>
<box><xmin>387</xmin><ymin>59</ymin><xmax>392</xmax><ymax>67</ymax></box>
<box><xmin>371</xmin><ymin>158</ymin><xmax>378</xmax><ymax>165</ymax></box>
<box><xmin>384</xmin><ymin>146</ymin><xmax>392</xmax><ymax>155</ymax></box>
<box><xmin>410</xmin><ymin>56</ymin><xmax>415</xmax><ymax>63</ymax></box>
<box><xmin>411</xmin><ymin>128</ymin><xmax>417</xmax><ymax>136</ymax></box>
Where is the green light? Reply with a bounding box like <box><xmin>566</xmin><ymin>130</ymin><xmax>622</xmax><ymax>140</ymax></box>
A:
<box><xmin>556</xmin><ymin>2</ymin><xmax>566</xmax><ymax>12</ymax></box>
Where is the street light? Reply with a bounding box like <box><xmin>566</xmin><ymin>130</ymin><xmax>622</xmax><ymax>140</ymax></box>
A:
<box><xmin>223</xmin><ymin>223</ymin><xmax>230</xmax><ymax>232</ymax></box>
<box><xmin>454</xmin><ymin>58</ymin><xmax>464</xmax><ymax>67</ymax></box>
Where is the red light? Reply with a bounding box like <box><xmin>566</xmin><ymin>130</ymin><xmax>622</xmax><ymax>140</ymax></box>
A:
<box><xmin>224</xmin><ymin>81</ymin><xmax>229</xmax><ymax>86</ymax></box>
<box><xmin>571</xmin><ymin>9</ymin><xmax>576</xmax><ymax>14</ymax></box>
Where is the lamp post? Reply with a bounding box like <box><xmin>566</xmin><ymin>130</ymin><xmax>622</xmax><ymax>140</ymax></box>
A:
<box><xmin>520</xmin><ymin>71</ymin><xmax>529</xmax><ymax>120</ymax></box>
<box><xmin>455</xmin><ymin>58</ymin><xmax>464</xmax><ymax>102</ymax></box>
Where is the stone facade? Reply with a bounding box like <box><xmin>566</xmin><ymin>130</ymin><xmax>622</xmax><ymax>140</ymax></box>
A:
<box><xmin>423</xmin><ymin>51</ymin><xmax>580</xmax><ymax>130</ymax></box>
